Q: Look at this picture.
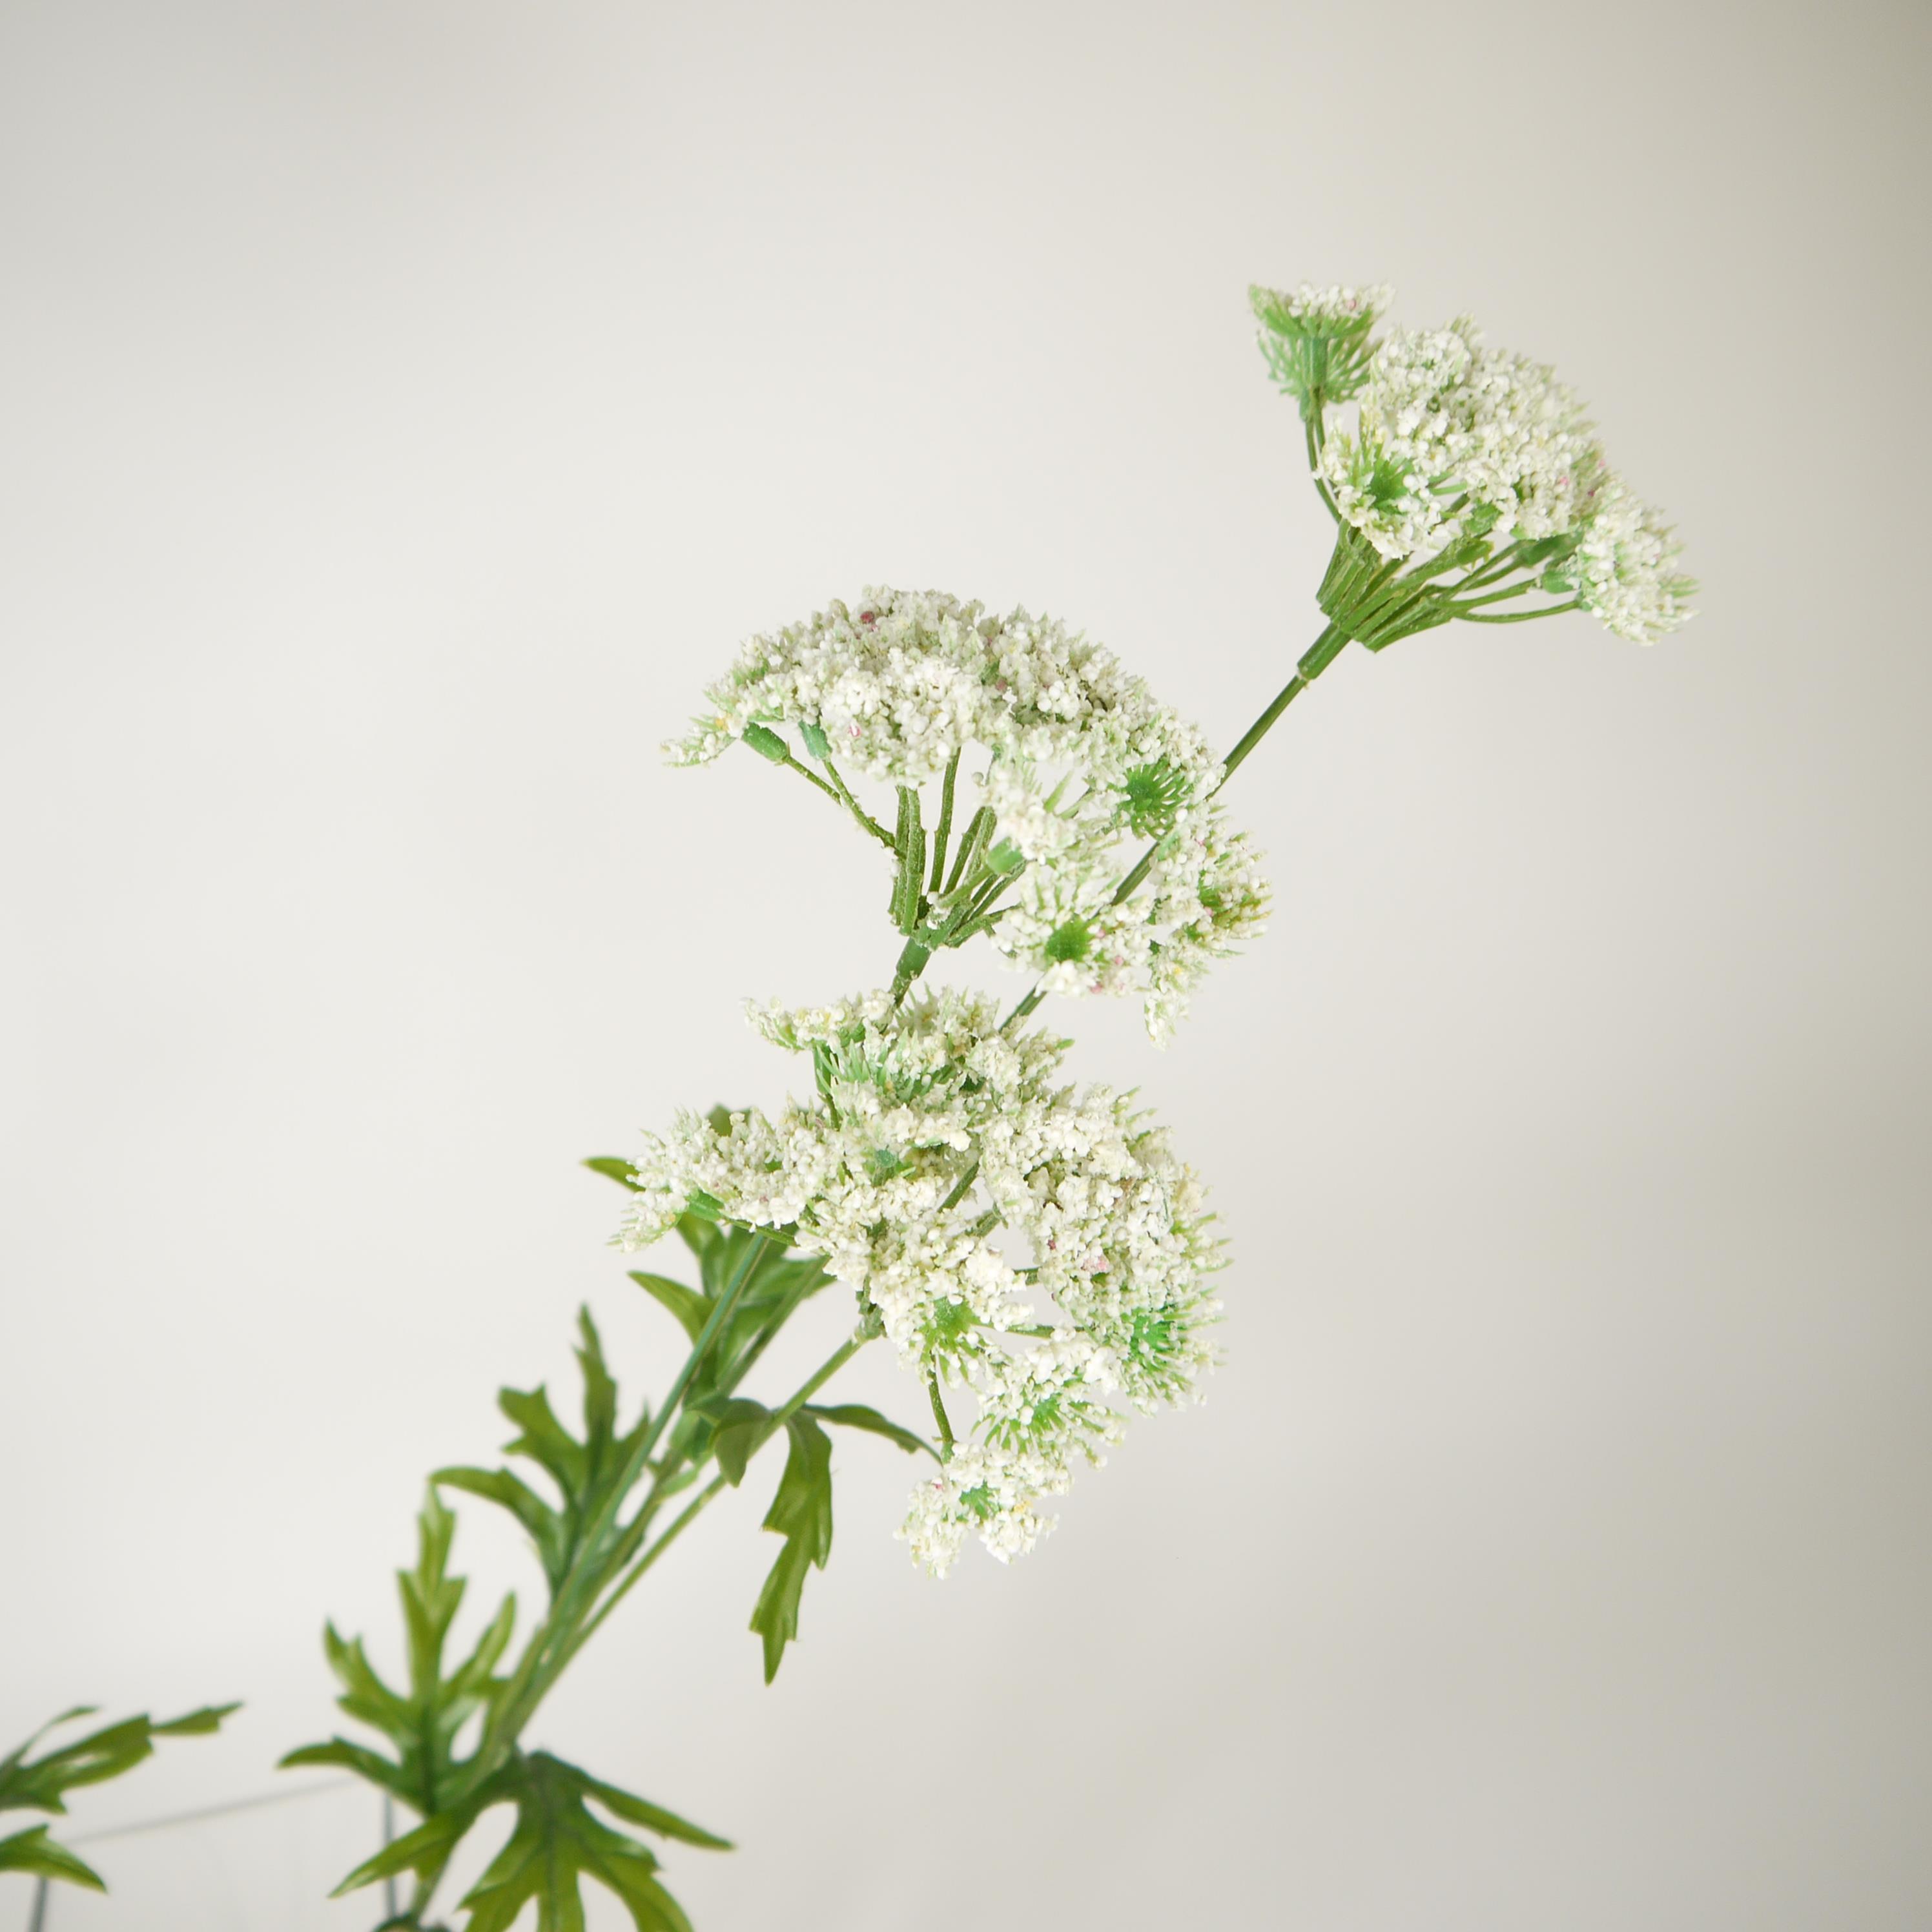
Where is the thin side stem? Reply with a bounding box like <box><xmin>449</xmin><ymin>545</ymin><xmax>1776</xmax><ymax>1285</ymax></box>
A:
<box><xmin>1304</xmin><ymin>411</ymin><xmax>1341</xmax><ymax>523</ymax></box>
<box><xmin>558</xmin><ymin>1333</ymin><xmax>872</xmax><ymax>1668</ymax></box>
<box><xmin>927</xmin><ymin>1375</ymin><xmax>956</xmax><ymax>1456</ymax></box>
<box><xmin>781</xmin><ymin>754</ymin><xmax>843</xmax><ymax>806</ymax></box>
<box><xmin>819</xmin><ymin>758</ymin><xmax>896</xmax><ymax>848</ymax></box>
<box><xmin>1001</xmin><ymin>622</ymin><xmax>1338</xmax><ymax>1033</ymax></box>
<box><xmin>564</xmin><ymin>1475</ymin><xmax>729</xmax><ymax>1660</ymax></box>
<box><xmin>928</xmin><ymin>751</ymin><xmax>959</xmax><ymax>892</ymax></box>
<box><xmin>1457</xmin><ymin>599</ymin><xmax>1581</xmax><ymax>624</ymax></box>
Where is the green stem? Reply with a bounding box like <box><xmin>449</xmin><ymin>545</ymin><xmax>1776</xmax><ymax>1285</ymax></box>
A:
<box><xmin>1002</xmin><ymin>621</ymin><xmax>1338</xmax><ymax>1033</ymax></box>
<box><xmin>781</xmin><ymin>754</ymin><xmax>844</xmax><ymax>806</ymax></box>
<box><xmin>1457</xmin><ymin>598</ymin><xmax>1581</xmax><ymax>624</ymax></box>
<box><xmin>927</xmin><ymin>1375</ymin><xmax>956</xmax><ymax>1456</ymax></box>
<box><xmin>1222</xmin><ymin>628</ymin><xmax>1338</xmax><ymax>779</ymax></box>
<box><xmin>820</xmin><ymin>758</ymin><xmax>896</xmax><ymax>848</ymax></box>
<box><xmin>472</xmin><ymin>1232</ymin><xmax>770</xmax><ymax>1775</ymax></box>
<box><xmin>937</xmin><ymin>1160</ymin><xmax>980</xmax><ymax>1214</ymax></box>
<box><xmin>558</xmin><ymin>1333</ymin><xmax>870</xmax><ymax>1674</ymax></box>
<box><xmin>1304</xmin><ymin>411</ymin><xmax>1341</xmax><ymax>523</ymax></box>
<box><xmin>928</xmin><ymin>751</ymin><xmax>959</xmax><ymax>892</ymax></box>
<box><xmin>1000</xmin><ymin>985</ymin><xmax>1045</xmax><ymax>1030</ymax></box>
<box><xmin>562</xmin><ymin>1476</ymin><xmax>728</xmax><ymax>1662</ymax></box>
<box><xmin>1450</xmin><ymin>580</ymin><xmax>1536</xmax><ymax>612</ymax></box>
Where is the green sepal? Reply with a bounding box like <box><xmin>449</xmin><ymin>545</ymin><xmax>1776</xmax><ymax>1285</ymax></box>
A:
<box><xmin>740</xmin><ymin>721</ymin><xmax>789</xmax><ymax>763</ymax></box>
<box><xmin>798</xmin><ymin>720</ymin><xmax>831</xmax><ymax>761</ymax></box>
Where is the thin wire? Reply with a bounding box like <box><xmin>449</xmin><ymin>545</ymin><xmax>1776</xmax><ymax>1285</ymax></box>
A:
<box><xmin>65</xmin><ymin>1776</ymin><xmax>353</xmax><ymax>1845</ymax></box>
<box><xmin>383</xmin><ymin>1792</ymin><xmax>398</xmax><ymax>1922</ymax></box>
<box><xmin>26</xmin><ymin>1877</ymin><xmax>47</xmax><ymax>1932</ymax></box>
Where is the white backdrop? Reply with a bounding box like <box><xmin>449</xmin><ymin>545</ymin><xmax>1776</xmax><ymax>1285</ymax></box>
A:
<box><xmin>3</xmin><ymin>2</ymin><xmax>1928</xmax><ymax>1927</ymax></box>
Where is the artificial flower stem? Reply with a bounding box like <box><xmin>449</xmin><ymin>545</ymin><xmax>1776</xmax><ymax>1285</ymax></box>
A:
<box><xmin>560</xmin><ymin>1335</ymin><xmax>872</xmax><ymax>1675</ymax></box>
<box><xmin>1458</xmin><ymin>599</ymin><xmax>1581</xmax><ymax>624</ymax></box>
<box><xmin>820</xmin><ymin>758</ymin><xmax>896</xmax><ymax>849</ymax></box>
<box><xmin>472</xmin><ymin>1232</ymin><xmax>770</xmax><ymax>1774</ymax></box>
<box><xmin>928</xmin><ymin>750</ymin><xmax>960</xmax><ymax>893</ymax></box>
<box><xmin>781</xmin><ymin>754</ymin><xmax>844</xmax><ymax>807</ymax></box>
<box><xmin>927</xmin><ymin>1375</ymin><xmax>956</xmax><ymax>1457</ymax></box>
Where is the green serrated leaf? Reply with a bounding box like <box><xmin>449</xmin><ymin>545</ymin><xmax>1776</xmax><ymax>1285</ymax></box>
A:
<box><xmin>278</xmin><ymin>1738</ymin><xmax>411</xmax><ymax>1798</ymax></box>
<box><xmin>0</xmin><ymin>1824</ymin><xmax>105</xmax><ymax>1891</ymax></box>
<box><xmin>584</xmin><ymin>1156</ymin><xmax>641</xmax><ymax>1191</ymax></box>
<box><xmin>689</xmin><ymin>1397</ymin><xmax>770</xmax><ymax>1485</ymax></box>
<box><xmin>575</xmin><ymin>1773</ymin><xmax>734</xmax><ymax>1852</ymax></box>
<box><xmin>499</xmin><ymin>1385</ymin><xmax>590</xmax><ymax>1501</ymax></box>
<box><xmin>449</xmin><ymin>1752</ymin><xmax>726</xmax><ymax>1932</ymax></box>
<box><xmin>628</xmin><ymin>1271</ymin><xmax>710</xmax><ymax>1345</ymax></box>
<box><xmin>748</xmin><ymin>1414</ymin><xmax>834</xmax><ymax>1682</ymax></box>
<box><xmin>332</xmin><ymin>1805</ymin><xmax>473</xmax><ymax>1896</ymax></box>
<box><xmin>434</xmin><ymin>1468</ymin><xmax>566</xmax><ymax>1583</ymax></box>
<box><xmin>806</xmin><ymin>1403</ymin><xmax>936</xmax><ymax>1459</ymax></box>
<box><xmin>0</xmin><ymin>1704</ymin><xmax>238</xmax><ymax>1819</ymax></box>
<box><xmin>575</xmin><ymin>1308</ymin><xmax>620</xmax><ymax>1450</ymax></box>
<box><xmin>0</xmin><ymin>1703</ymin><xmax>234</xmax><ymax>1896</ymax></box>
<box><xmin>294</xmin><ymin>1492</ymin><xmax>509</xmax><ymax>1851</ymax></box>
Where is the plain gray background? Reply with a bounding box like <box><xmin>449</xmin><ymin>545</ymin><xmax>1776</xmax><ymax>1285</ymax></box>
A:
<box><xmin>3</xmin><ymin>1</ymin><xmax>1927</xmax><ymax>1927</ymax></box>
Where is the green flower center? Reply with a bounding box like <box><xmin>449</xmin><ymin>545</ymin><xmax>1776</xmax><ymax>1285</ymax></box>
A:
<box><xmin>1045</xmin><ymin>916</ymin><xmax>1092</xmax><ymax>964</ymax></box>
<box><xmin>1122</xmin><ymin>757</ymin><xmax>1189</xmax><ymax>837</ymax></box>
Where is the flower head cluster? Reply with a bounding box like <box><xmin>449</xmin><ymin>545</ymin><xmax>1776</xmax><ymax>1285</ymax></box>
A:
<box><xmin>1249</xmin><ymin>283</ymin><xmax>1392</xmax><ymax>418</ymax></box>
<box><xmin>669</xmin><ymin>589</ymin><xmax>1268</xmax><ymax>1040</ymax></box>
<box><xmin>1319</xmin><ymin>318</ymin><xmax>1597</xmax><ymax>560</ymax></box>
<box><xmin>1308</xmin><ymin>311</ymin><xmax>1694</xmax><ymax>643</ymax></box>
<box><xmin>619</xmin><ymin>988</ymin><xmax>1222</xmax><ymax>1575</ymax></box>
<box><xmin>1561</xmin><ymin>471</ymin><xmax>1696</xmax><ymax>644</ymax></box>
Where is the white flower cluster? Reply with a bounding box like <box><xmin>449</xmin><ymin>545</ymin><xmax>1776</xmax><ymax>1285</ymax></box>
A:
<box><xmin>618</xmin><ymin>988</ymin><xmax>1222</xmax><ymax>1576</ymax></box>
<box><xmin>1567</xmin><ymin>471</ymin><xmax>1696</xmax><ymax>645</ymax></box>
<box><xmin>1312</xmin><ymin>313</ymin><xmax>1693</xmax><ymax>642</ymax></box>
<box><xmin>1250</xmin><ymin>282</ymin><xmax>1392</xmax><ymax>333</ymax></box>
<box><xmin>1249</xmin><ymin>283</ymin><xmax>1392</xmax><ymax>416</ymax></box>
<box><xmin>669</xmin><ymin>588</ymin><xmax>1269</xmax><ymax>1041</ymax></box>
<box><xmin>1319</xmin><ymin>318</ymin><xmax>1594</xmax><ymax>559</ymax></box>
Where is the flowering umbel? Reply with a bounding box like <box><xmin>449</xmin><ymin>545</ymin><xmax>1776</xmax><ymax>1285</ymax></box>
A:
<box><xmin>672</xmin><ymin>588</ymin><xmax>1269</xmax><ymax>1043</ymax></box>
<box><xmin>291</xmin><ymin>274</ymin><xmax>1697</xmax><ymax>1932</ymax></box>
<box><xmin>619</xmin><ymin>990</ymin><xmax>1220</xmax><ymax>1575</ymax></box>
<box><xmin>1253</xmin><ymin>285</ymin><xmax>1694</xmax><ymax>655</ymax></box>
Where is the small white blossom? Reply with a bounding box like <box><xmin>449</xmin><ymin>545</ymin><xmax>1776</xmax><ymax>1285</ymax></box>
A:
<box><xmin>1568</xmin><ymin>473</ymin><xmax>1696</xmax><ymax>644</ymax></box>
<box><xmin>619</xmin><ymin>988</ymin><xmax>1222</xmax><ymax>1572</ymax></box>
<box><xmin>1250</xmin><ymin>283</ymin><xmax>1393</xmax><ymax>416</ymax></box>
<box><xmin>1306</xmin><ymin>307</ymin><xmax>1694</xmax><ymax>642</ymax></box>
<box><xmin>670</xmin><ymin>589</ymin><xmax>1268</xmax><ymax>1040</ymax></box>
<box><xmin>1251</xmin><ymin>282</ymin><xmax>1393</xmax><ymax>330</ymax></box>
<box><xmin>1319</xmin><ymin>318</ymin><xmax>1598</xmax><ymax>561</ymax></box>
